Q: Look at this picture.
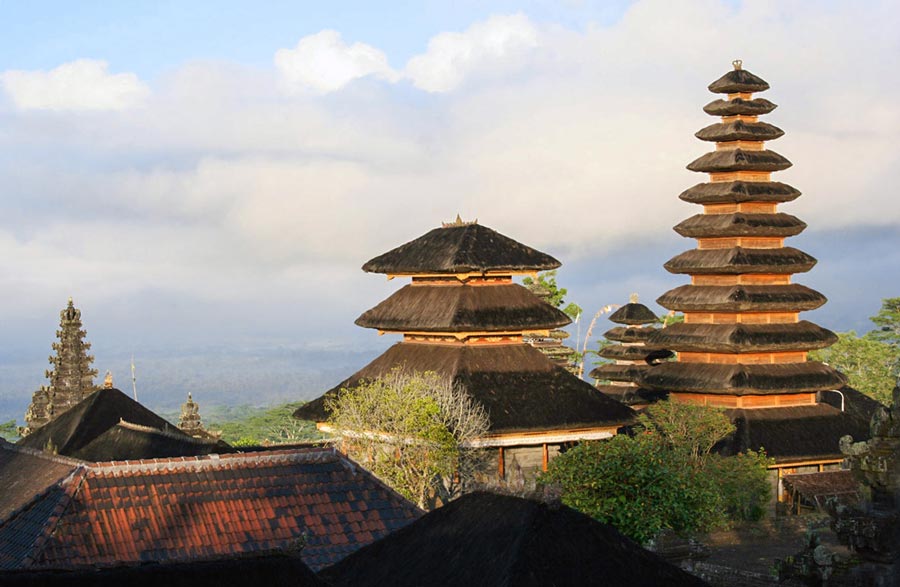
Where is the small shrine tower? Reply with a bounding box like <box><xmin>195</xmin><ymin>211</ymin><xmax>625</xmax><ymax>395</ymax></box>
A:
<box><xmin>296</xmin><ymin>219</ymin><xmax>634</xmax><ymax>480</ymax></box>
<box><xmin>645</xmin><ymin>63</ymin><xmax>869</xmax><ymax>474</ymax></box>
<box><xmin>24</xmin><ymin>298</ymin><xmax>99</xmax><ymax>434</ymax></box>
<box><xmin>591</xmin><ymin>295</ymin><xmax>672</xmax><ymax>409</ymax></box>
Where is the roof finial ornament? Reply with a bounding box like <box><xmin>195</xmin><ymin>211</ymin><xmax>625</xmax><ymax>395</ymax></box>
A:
<box><xmin>103</xmin><ymin>371</ymin><xmax>113</xmax><ymax>389</ymax></box>
<box><xmin>629</xmin><ymin>292</ymin><xmax>639</xmax><ymax>304</ymax></box>
<box><xmin>442</xmin><ymin>215</ymin><xmax>478</xmax><ymax>228</ymax></box>
<box><xmin>732</xmin><ymin>59</ymin><xmax>743</xmax><ymax>70</ymax></box>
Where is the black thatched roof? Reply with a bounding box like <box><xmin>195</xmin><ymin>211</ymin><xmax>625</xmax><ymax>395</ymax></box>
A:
<box><xmin>782</xmin><ymin>470</ymin><xmax>859</xmax><ymax>499</ymax></box>
<box><xmin>0</xmin><ymin>552</ymin><xmax>323</xmax><ymax>587</ymax></box>
<box><xmin>294</xmin><ymin>343</ymin><xmax>635</xmax><ymax>434</ymax></box>
<box><xmin>674</xmin><ymin>213</ymin><xmax>806</xmax><ymax>238</ymax></box>
<box><xmin>17</xmin><ymin>389</ymin><xmax>229</xmax><ymax>460</ymax></box>
<box><xmin>657</xmin><ymin>284</ymin><xmax>827</xmax><ymax>312</ymax></box>
<box><xmin>695</xmin><ymin>120</ymin><xmax>784</xmax><ymax>142</ymax></box>
<box><xmin>596</xmin><ymin>385</ymin><xmax>668</xmax><ymax>406</ymax></box>
<box><xmin>664</xmin><ymin>247</ymin><xmax>817</xmax><ymax>275</ymax></box>
<box><xmin>679</xmin><ymin>180</ymin><xmax>800</xmax><ymax>204</ymax></box>
<box><xmin>641</xmin><ymin>362</ymin><xmax>847</xmax><ymax>395</ymax></box>
<box><xmin>597</xmin><ymin>345</ymin><xmax>674</xmax><ymax>363</ymax></box>
<box><xmin>319</xmin><ymin>492</ymin><xmax>708</xmax><ymax>587</ymax></box>
<box><xmin>361</xmin><ymin>223</ymin><xmax>560</xmax><ymax>275</ymax></box>
<box><xmin>0</xmin><ymin>442</ymin><xmax>81</xmax><ymax>523</ymax></box>
<box><xmin>609</xmin><ymin>302</ymin><xmax>657</xmax><ymax>325</ymax></box>
<box><xmin>703</xmin><ymin>97</ymin><xmax>777</xmax><ymax>116</ymax></box>
<box><xmin>589</xmin><ymin>363</ymin><xmax>650</xmax><ymax>383</ymax></box>
<box><xmin>708</xmin><ymin>67</ymin><xmax>770</xmax><ymax>94</ymax></box>
<box><xmin>717</xmin><ymin>404</ymin><xmax>869</xmax><ymax>463</ymax></box>
<box><xmin>355</xmin><ymin>283</ymin><xmax>570</xmax><ymax>332</ymax></box>
<box><xmin>687</xmin><ymin>149</ymin><xmax>791</xmax><ymax>173</ymax></box>
<box><xmin>69</xmin><ymin>422</ymin><xmax>229</xmax><ymax>462</ymax></box>
<box><xmin>647</xmin><ymin>321</ymin><xmax>837</xmax><ymax>353</ymax></box>
<box><xmin>603</xmin><ymin>325</ymin><xmax>655</xmax><ymax>343</ymax></box>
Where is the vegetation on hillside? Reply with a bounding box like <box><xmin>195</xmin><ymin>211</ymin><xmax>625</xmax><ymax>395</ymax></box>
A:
<box><xmin>203</xmin><ymin>402</ymin><xmax>324</xmax><ymax>445</ymax></box>
<box><xmin>0</xmin><ymin>419</ymin><xmax>17</xmax><ymax>442</ymax></box>
<box><xmin>542</xmin><ymin>400</ymin><xmax>772</xmax><ymax>543</ymax></box>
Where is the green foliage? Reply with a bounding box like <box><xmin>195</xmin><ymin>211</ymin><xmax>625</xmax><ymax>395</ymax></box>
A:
<box><xmin>811</xmin><ymin>331</ymin><xmax>899</xmax><ymax>405</ymax></box>
<box><xmin>207</xmin><ymin>402</ymin><xmax>323</xmax><ymax>445</ymax></box>
<box><xmin>326</xmin><ymin>369</ymin><xmax>488</xmax><ymax>508</ymax></box>
<box><xmin>522</xmin><ymin>270</ymin><xmax>581</xmax><ymax>317</ymax></box>
<box><xmin>0</xmin><ymin>419</ymin><xmax>18</xmax><ymax>442</ymax></box>
<box><xmin>868</xmin><ymin>297</ymin><xmax>900</xmax><ymax>346</ymax></box>
<box><xmin>542</xmin><ymin>401</ymin><xmax>772</xmax><ymax>543</ymax></box>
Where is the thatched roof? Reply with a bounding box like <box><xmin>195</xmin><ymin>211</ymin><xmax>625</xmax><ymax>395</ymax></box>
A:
<box><xmin>589</xmin><ymin>363</ymin><xmax>650</xmax><ymax>383</ymax></box>
<box><xmin>641</xmin><ymin>362</ymin><xmax>847</xmax><ymax>395</ymax></box>
<box><xmin>361</xmin><ymin>223</ymin><xmax>560</xmax><ymax>275</ymax></box>
<box><xmin>708</xmin><ymin>67</ymin><xmax>770</xmax><ymax>94</ymax></box>
<box><xmin>0</xmin><ymin>441</ymin><xmax>81</xmax><ymax>523</ymax></box>
<box><xmin>674</xmin><ymin>212</ymin><xmax>806</xmax><ymax>238</ymax></box>
<box><xmin>687</xmin><ymin>149</ymin><xmax>791</xmax><ymax>173</ymax></box>
<box><xmin>295</xmin><ymin>343</ymin><xmax>635</xmax><ymax>434</ymax></box>
<box><xmin>703</xmin><ymin>97</ymin><xmax>777</xmax><ymax>116</ymax></box>
<box><xmin>609</xmin><ymin>302</ymin><xmax>657</xmax><ymax>325</ymax></box>
<box><xmin>717</xmin><ymin>404</ymin><xmax>869</xmax><ymax>462</ymax></box>
<box><xmin>679</xmin><ymin>180</ymin><xmax>800</xmax><ymax>204</ymax></box>
<box><xmin>695</xmin><ymin>120</ymin><xmax>784</xmax><ymax>142</ymax></box>
<box><xmin>664</xmin><ymin>246</ymin><xmax>817</xmax><ymax>275</ymax></box>
<box><xmin>597</xmin><ymin>345</ymin><xmax>673</xmax><ymax>362</ymax></box>
<box><xmin>596</xmin><ymin>385</ymin><xmax>668</xmax><ymax>406</ymax></box>
<box><xmin>319</xmin><ymin>492</ymin><xmax>709</xmax><ymax>587</ymax></box>
<box><xmin>68</xmin><ymin>421</ymin><xmax>229</xmax><ymax>462</ymax></box>
<box><xmin>782</xmin><ymin>470</ymin><xmax>859</xmax><ymax>498</ymax></box>
<box><xmin>16</xmin><ymin>389</ymin><xmax>217</xmax><ymax>460</ymax></box>
<box><xmin>0</xmin><ymin>553</ymin><xmax>323</xmax><ymax>587</ymax></box>
<box><xmin>355</xmin><ymin>283</ymin><xmax>570</xmax><ymax>332</ymax></box>
<box><xmin>657</xmin><ymin>284</ymin><xmax>827</xmax><ymax>312</ymax></box>
<box><xmin>646</xmin><ymin>321</ymin><xmax>837</xmax><ymax>353</ymax></box>
<box><xmin>603</xmin><ymin>325</ymin><xmax>655</xmax><ymax>343</ymax></box>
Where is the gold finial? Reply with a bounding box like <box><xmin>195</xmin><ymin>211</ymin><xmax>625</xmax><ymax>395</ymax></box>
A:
<box><xmin>732</xmin><ymin>59</ymin><xmax>743</xmax><ymax>70</ymax></box>
<box><xmin>103</xmin><ymin>371</ymin><xmax>114</xmax><ymax>389</ymax></box>
<box><xmin>442</xmin><ymin>214</ymin><xmax>478</xmax><ymax>228</ymax></box>
<box><xmin>629</xmin><ymin>293</ymin><xmax>639</xmax><ymax>304</ymax></box>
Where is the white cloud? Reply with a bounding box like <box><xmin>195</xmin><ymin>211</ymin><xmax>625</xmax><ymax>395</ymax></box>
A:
<box><xmin>1</xmin><ymin>59</ymin><xmax>148</xmax><ymax>111</ymax></box>
<box><xmin>275</xmin><ymin>30</ymin><xmax>399</xmax><ymax>94</ymax></box>
<box><xmin>404</xmin><ymin>13</ymin><xmax>540</xmax><ymax>92</ymax></box>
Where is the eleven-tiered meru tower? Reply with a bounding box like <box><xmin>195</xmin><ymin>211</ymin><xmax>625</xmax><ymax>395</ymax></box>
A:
<box><xmin>296</xmin><ymin>219</ymin><xmax>634</xmax><ymax>479</ymax></box>
<box><xmin>641</xmin><ymin>63</ymin><xmax>876</xmax><ymax>472</ymax></box>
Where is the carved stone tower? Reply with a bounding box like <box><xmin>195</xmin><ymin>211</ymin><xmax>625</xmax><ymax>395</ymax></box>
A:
<box><xmin>23</xmin><ymin>298</ymin><xmax>99</xmax><ymax>434</ymax></box>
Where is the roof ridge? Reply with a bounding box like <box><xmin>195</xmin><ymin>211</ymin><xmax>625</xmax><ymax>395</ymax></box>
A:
<box><xmin>1</xmin><ymin>439</ymin><xmax>86</xmax><ymax>467</ymax></box>
<box><xmin>114</xmin><ymin>419</ymin><xmax>219</xmax><ymax>445</ymax></box>
<box><xmin>24</xmin><ymin>467</ymin><xmax>87</xmax><ymax>567</ymax></box>
<box><xmin>86</xmin><ymin>446</ymin><xmax>341</xmax><ymax>475</ymax></box>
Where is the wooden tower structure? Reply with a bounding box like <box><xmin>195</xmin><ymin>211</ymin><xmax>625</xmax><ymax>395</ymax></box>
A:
<box><xmin>644</xmin><ymin>62</ymin><xmax>870</xmax><ymax>475</ymax></box>
<box><xmin>296</xmin><ymin>219</ymin><xmax>634</xmax><ymax>479</ymax></box>
<box><xmin>23</xmin><ymin>298</ymin><xmax>99</xmax><ymax>435</ymax></box>
<box><xmin>591</xmin><ymin>295</ymin><xmax>671</xmax><ymax>409</ymax></box>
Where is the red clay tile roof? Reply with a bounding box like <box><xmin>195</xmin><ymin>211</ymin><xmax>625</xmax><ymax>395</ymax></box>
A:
<box><xmin>0</xmin><ymin>447</ymin><xmax>420</xmax><ymax>572</ymax></box>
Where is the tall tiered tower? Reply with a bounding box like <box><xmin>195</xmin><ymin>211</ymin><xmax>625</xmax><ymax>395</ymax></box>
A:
<box><xmin>24</xmin><ymin>298</ymin><xmax>99</xmax><ymax>434</ymax></box>
<box><xmin>644</xmin><ymin>63</ymin><xmax>869</xmax><ymax>471</ymax></box>
<box><xmin>296</xmin><ymin>219</ymin><xmax>634</xmax><ymax>480</ymax></box>
<box><xmin>591</xmin><ymin>295</ymin><xmax>671</xmax><ymax>409</ymax></box>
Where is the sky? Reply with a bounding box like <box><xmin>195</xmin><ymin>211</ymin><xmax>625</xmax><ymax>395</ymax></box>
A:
<box><xmin>1</xmin><ymin>0</ymin><xmax>898</xmax><ymax>372</ymax></box>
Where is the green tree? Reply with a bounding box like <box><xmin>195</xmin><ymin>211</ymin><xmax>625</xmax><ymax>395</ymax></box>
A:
<box><xmin>811</xmin><ymin>331</ymin><xmax>899</xmax><ymax>405</ymax></box>
<box><xmin>542</xmin><ymin>401</ymin><xmax>772</xmax><ymax>542</ymax></box>
<box><xmin>0</xmin><ymin>420</ymin><xmax>18</xmax><ymax>442</ymax></box>
<box><xmin>522</xmin><ymin>270</ymin><xmax>582</xmax><ymax>319</ymax></box>
<box><xmin>868</xmin><ymin>297</ymin><xmax>900</xmax><ymax>346</ymax></box>
<box><xmin>326</xmin><ymin>369</ymin><xmax>488</xmax><ymax>508</ymax></box>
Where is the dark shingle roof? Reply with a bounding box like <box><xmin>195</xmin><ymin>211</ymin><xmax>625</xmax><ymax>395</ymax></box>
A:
<box><xmin>687</xmin><ymin>149</ymin><xmax>792</xmax><ymax>173</ymax></box>
<box><xmin>708</xmin><ymin>67</ymin><xmax>770</xmax><ymax>94</ymax></box>
<box><xmin>361</xmin><ymin>223</ymin><xmax>560</xmax><ymax>275</ymax></box>
<box><xmin>603</xmin><ymin>325</ymin><xmax>655</xmax><ymax>343</ymax></box>
<box><xmin>641</xmin><ymin>362</ymin><xmax>847</xmax><ymax>395</ymax></box>
<box><xmin>695</xmin><ymin>120</ymin><xmax>784</xmax><ymax>142</ymax></box>
<box><xmin>678</xmin><ymin>181</ymin><xmax>800</xmax><ymax>204</ymax></box>
<box><xmin>647</xmin><ymin>321</ymin><xmax>837</xmax><ymax>353</ymax></box>
<box><xmin>608</xmin><ymin>303</ymin><xmax>657</xmax><ymax>325</ymax></box>
<box><xmin>703</xmin><ymin>97</ymin><xmax>777</xmax><ymax>116</ymax></box>
<box><xmin>295</xmin><ymin>343</ymin><xmax>635</xmax><ymax>434</ymax></box>
<box><xmin>674</xmin><ymin>213</ymin><xmax>806</xmax><ymax>238</ymax></box>
<box><xmin>0</xmin><ymin>448</ymin><xmax>420</xmax><ymax>572</ymax></box>
<box><xmin>664</xmin><ymin>247</ymin><xmax>817</xmax><ymax>275</ymax></box>
<box><xmin>0</xmin><ymin>442</ymin><xmax>81</xmax><ymax>523</ymax></box>
<box><xmin>355</xmin><ymin>283</ymin><xmax>570</xmax><ymax>332</ymax></box>
<box><xmin>320</xmin><ymin>492</ymin><xmax>708</xmax><ymax>587</ymax></box>
<box><xmin>657</xmin><ymin>284</ymin><xmax>827</xmax><ymax>312</ymax></box>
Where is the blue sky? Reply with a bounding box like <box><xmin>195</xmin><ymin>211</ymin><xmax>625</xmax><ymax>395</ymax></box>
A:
<box><xmin>0</xmin><ymin>0</ymin><xmax>897</xmax><ymax>374</ymax></box>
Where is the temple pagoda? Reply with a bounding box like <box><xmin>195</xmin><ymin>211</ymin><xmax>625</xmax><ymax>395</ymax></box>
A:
<box><xmin>296</xmin><ymin>219</ymin><xmax>634</xmax><ymax>480</ymax></box>
<box><xmin>522</xmin><ymin>281</ymin><xmax>577</xmax><ymax>371</ymax></box>
<box><xmin>644</xmin><ymin>62</ymin><xmax>869</xmax><ymax>473</ymax></box>
<box><xmin>23</xmin><ymin>298</ymin><xmax>99</xmax><ymax>435</ymax></box>
<box><xmin>590</xmin><ymin>295</ymin><xmax>672</xmax><ymax>409</ymax></box>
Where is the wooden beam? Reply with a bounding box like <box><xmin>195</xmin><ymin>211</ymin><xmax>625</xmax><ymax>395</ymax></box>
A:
<box><xmin>498</xmin><ymin>447</ymin><xmax>505</xmax><ymax>480</ymax></box>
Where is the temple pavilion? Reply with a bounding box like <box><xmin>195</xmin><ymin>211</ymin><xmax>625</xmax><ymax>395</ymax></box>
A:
<box><xmin>295</xmin><ymin>219</ymin><xmax>635</xmax><ymax>480</ymax></box>
<box><xmin>644</xmin><ymin>62</ymin><xmax>872</xmax><ymax>488</ymax></box>
<box><xmin>590</xmin><ymin>295</ymin><xmax>672</xmax><ymax>409</ymax></box>
<box><xmin>23</xmin><ymin>298</ymin><xmax>98</xmax><ymax>435</ymax></box>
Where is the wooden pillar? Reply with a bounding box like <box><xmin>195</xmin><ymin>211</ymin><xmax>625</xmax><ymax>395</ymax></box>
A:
<box><xmin>498</xmin><ymin>447</ymin><xmax>505</xmax><ymax>480</ymax></box>
<box><xmin>542</xmin><ymin>444</ymin><xmax>549</xmax><ymax>472</ymax></box>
